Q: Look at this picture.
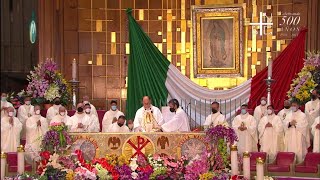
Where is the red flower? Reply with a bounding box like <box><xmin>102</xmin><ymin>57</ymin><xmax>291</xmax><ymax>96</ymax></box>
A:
<box><xmin>231</xmin><ymin>175</ymin><xmax>239</xmax><ymax>180</ymax></box>
<box><xmin>41</xmin><ymin>159</ymin><xmax>48</xmax><ymax>166</ymax></box>
<box><xmin>40</xmin><ymin>151</ymin><xmax>51</xmax><ymax>160</ymax></box>
<box><xmin>37</xmin><ymin>166</ymin><xmax>44</xmax><ymax>175</ymax></box>
<box><xmin>111</xmin><ymin>171</ymin><xmax>120</xmax><ymax>180</ymax></box>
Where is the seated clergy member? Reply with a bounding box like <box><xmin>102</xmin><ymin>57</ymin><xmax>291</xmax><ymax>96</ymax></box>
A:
<box><xmin>17</xmin><ymin>96</ymin><xmax>34</xmax><ymax>139</ymax></box>
<box><xmin>69</xmin><ymin>103</ymin><xmax>91</xmax><ymax>132</ymax></box>
<box><xmin>278</xmin><ymin>100</ymin><xmax>292</xmax><ymax>121</ymax></box>
<box><xmin>50</xmin><ymin>106</ymin><xmax>70</xmax><ymax>125</ymax></box>
<box><xmin>102</xmin><ymin>100</ymin><xmax>124</xmax><ymax>132</ymax></box>
<box><xmin>305</xmin><ymin>88</ymin><xmax>320</xmax><ymax>126</ymax></box>
<box><xmin>127</xmin><ymin>119</ymin><xmax>134</xmax><ymax>132</ymax></box>
<box><xmin>232</xmin><ymin>104</ymin><xmax>258</xmax><ymax>155</ymax></box>
<box><xmin>25</xmin><ymin>105</ymin><xmax>48</xmax><ymax>163</ymax></box>
<box><xmin>258</xmin><ymin>105</ymin><xmax>284</xmax><ymax>161</ymax></box>
<box><xmin>283</xmin><ymin>101</ymin><xmax>310</xmax><ymax>163</ymax></box>
<box><xmin>1</xmin><ymin>107</ymin><xmax>22</xmax><ymax>152</ymax></box>
<box><xmin>204</xmin><ymin>101</ymin><xmax>226</xmax><ymax>128</ymax></box>
<box><xmin>161</xmin><ymin>99</ymin><xmax>190</xmax><ymax>132</ymax></box>
<box><xmin>253</xmin><ymin>96</ymin><xmax>268</xmax><ymax>124</ymax></box>
<box><xmin>1</xmin><ymin>92</ymin><xmax>15</xmax><ymax>117</ymax></box>
<box><xmin>311</xmin><ymin>116</ymin><xmax>320</xmax><ymax>152</ymax></box>
<box><xmin>46</xmin><ymin>97</ymin><xmax>62</xmax><ymax>124</ymax></box>
<box><xmin>134</xmin><ymin>96</ymin><xmax>164</xmax><ymax>132</ymax></box>
<box><xmin>107</xmin><ymin>115</ymin><xmax>130</xmax><ymax>133</ymax></box>
<box><xmin>82</xmin><ymin>95</ymin><xmax>98</xmax><ymax>116</ymax></box>
<box><xmin>84</xmin><ymin>103</ymin><xmax>100</xmax><ymax>132</ymax></box>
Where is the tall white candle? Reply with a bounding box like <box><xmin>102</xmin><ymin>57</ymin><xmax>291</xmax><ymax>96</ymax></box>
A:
<box><xmin>17</xmin><ymin>145</ymin><xmax>25</xmax><ymax>174</ymax></box>
<box><xmin>231</xmin><ymin>145</ymin><xmax>239</xmax><ymax>176</ymax></box>
<box><xmin>256</xmin><ymin>157</ymin><xmax>264</xmax><ymax>180</ymax></box>
<box><xmin>1</xmin><ymin>152</ymin><xmax>6</xmax><ymax>179</ymax></box>
<box><xmin>72</xmin><ymin>58</ymin><xmax>77</xmax><ymax>80</ymax></box>
<box><xmin>243</xmin><ymin>151</ymin><xmax>250</xmax><ymax>179</ymax></box>
<box><xmin>267</xmin><ymin>58</ymin><xmax>273</xmax><ymax>79</ymax></box>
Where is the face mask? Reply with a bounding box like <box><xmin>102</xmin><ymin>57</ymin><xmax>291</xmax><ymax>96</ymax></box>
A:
<box><xmin>1</xmin><ymin>97</ymin><xmax>6</xmax><ymax>101</ymax></box>
<box><xmin>261</xmin><ymin>100</ymin><xmax>267</xmax><ymax>105</ymax></box>
<box><xmin>111</xmin><ymin>105</ymin><xmax>117</xmax><ymax>111</ymax></box>
<box><xmin>267</xmin><ymin>109</ymin><xmax>273</xmax><ymax>115</ymax></box>
<box><xmin>25</xmin><ymin>101</ymin><xmax>31</xmax><ymax>105</ymax></box>
<box><xmin>169</xmin><ymin>107</ymin><xmax>175</xmax><ymax>112</ymax></box>
<box><xmin>284</xmin><ymin>105</ymin><xmax>290</xmax><ymax>109</ymax></box>
<box><xmin>83</xmin><ymin>101</ymin><xmax>89</xmax><ymax>105</ymax></box>
<box><xmin>291</xmin><ymin>107</ymin><xmax>297</xmax><ymax>112</ymax></box>
<box><xmin>35</xmin><ymin>110</ymin><xmax>41</xmax><ymax>115</ymax></box>
<box><xmin>54</xmin><ymin>101</ymin><xmax>61</xmax><ymax>105</ymax></box>
<box><xmin>60</xmin><ymin>112</ymin><xmax>65</xmax><ymax>116</ymax></box>
<box><xmin>85</xmin><ymin>109</ymin><xmax>91</xmax><ymax>113</ymax></box>
<box><xmin>128</xmin><ymin>124</ymin><xmax>133</xmax><ymax>129</ymax></box>
<box><xmin>77</xmin><ymin>107</ymin><xmax>83</xmax><ymax>112</ymax></box>
<box><xmin>241</xmin><ymin>109</ymin><xmax>247</xmax><ymax>115</ymax></box>
<box><xmin>117</xmin><ymin>123</ymin><xmax>123</xmax><ymax>127</ymax></box>
<box><xmin>8</xmin><ymin>112</ymin><xmax>13</xmax><ymax>117</ymax></box>
<box><xmin>311</xmin><ymin>94</ymin><xmax>317</xmax><ymax>100</ymax></box>
<box><xmin>212</xmin><ymin>109</ymin><xmax>218</xmax><ymax>114</ymax></box>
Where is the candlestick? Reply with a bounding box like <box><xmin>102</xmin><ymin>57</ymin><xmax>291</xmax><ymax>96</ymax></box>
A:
<box><xmin>243</xmin><ymin>151</ymin><xmax>250</xmax><ymax>179</ymax></box>
<box><xmin>267</xmin><ymin>58</ymin><xmax>273</xmax><ymax>79</ymax></box>
<box><xmin>230</xmin><ymin>145</ymin><xmax>238</xmax><ymax>176</ymax></box>
<box><xmin>72</xmin><ymin>58</ymin><xmax>77</xmax><ymax>80</ymax></box>
<box><xmin>68</xmin><ymin>80</ymin><xmax>80</xmax><ymax>110</ymax></box>
<box><xmin>17</xmin><ymin>145</ymin><xmax>25</xmax><ymax>174</ymax></box>
<box><xmin>1</xmin><ymin>152</ymin><xmax>6</xmax><ymax>180</ymax></box>
<box><xmin>256</xmin><ymin>157</ymin><xmax>264</xmax><ymax>180</ymax></box>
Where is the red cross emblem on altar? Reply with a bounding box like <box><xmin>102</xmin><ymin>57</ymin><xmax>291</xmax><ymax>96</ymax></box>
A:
<box><xmin>122</xmin><ymin>135</ymin><xmax>155</xmax><ymax>159</ymax></box>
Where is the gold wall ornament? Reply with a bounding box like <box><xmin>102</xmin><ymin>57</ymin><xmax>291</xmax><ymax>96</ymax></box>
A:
<box><xmin>17</xmin><ymin>145</ymin><xmax>25</xmax><ymax>152</ymax></box>
<box><xmin>230</xmin><ymin>144</ymin><xmax>238</xmax><ymax>151</ymax></box>
<box><xmin>243</xmin><ymin>151</ymin><xmax>250</xmax><ymax>158</ymax></box>
<box><xmin>256</xmin><ymin>157</ymin><xmax>264</xmax><ymax>164</ymax></box>
<box><xmin>0</xmin><ymin>152</ymin><xmax>6</xmax><ymax>158</ymax></box>
<box><xmin>192</xmin><ymin>5</ymin><xmax>244</xmax><ymax>78</ymax></box>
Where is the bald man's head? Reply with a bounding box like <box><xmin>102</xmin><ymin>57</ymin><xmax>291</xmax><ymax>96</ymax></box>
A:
<box><xmin>142</xmin><ymin>96</ymin><xmax>151</xmax><ymax>109</ymax></box>
<box><xmin>260</xmin><ymin>97</ymin><xmax>267</xmax><ymax>106</ymax></box>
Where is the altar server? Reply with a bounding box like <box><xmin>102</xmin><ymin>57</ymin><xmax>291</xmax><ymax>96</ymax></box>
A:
<box><xmin>127</xmin><ymin>119</ymin><xmax>134</xmax><ymax>132</ymax></box>
<box><xmin>46</xmin><ymin>97</ymin><xmax>62</xmax><ymax>124</ymax></box>
<box><xmin>204</xmin><ymin>101</ymin><xmax>226</xmax><ymax>128</ymax></box>
<box><xmin>82</xmin><ymin>95</ymin><xmax>98</xmax><ymax>116</ymax></box>
<box><xmin>253</xmin><ymin>97</ymin><xmax>268</xmax><ymax>124</ymax></box>
<box><xmin>134</xmin><ymin>96</ymin><xmax>164</xmax><ymax>132</ymax></box>
<box><xmin>25</xmin><ymin>105</ymin><xmax>48</xmax><ymax>163</ymax></box>
<box><xmin>84</xmin><ymin>103</ymin><xmax>100</xmax><ymax>132</ymax></box>
<box><xmin>107</xmin><ymin>115</ymin><xmax>130</xmax><ymax>133</ymax></box>
<box><xmin>305</xmin><ymin>88</ymin><xmax>320</xmax><ymax>126</ymax></box>
<box><xmin>283</xmin><ymin>101</ymin><xmax>310</xmax><ymax>163</ymax></box>
<box><xmin>50</xmin><ymin>106</ymin><xmax>70</xmax><ymax>126</ymax></box>
<box><xmin>258</xmin><ymin>105</ymin><xmax>283</xmax><ymax>161</ymax></box>
<box><xmin>69</xmin><ymin>103</ymin><xmax>91</xmax><ymax>132</ymax></box>
<box><xmin>232</xmin><ymin>104</ymin><xmax>258</xmax><ymax>155</ymax></box>
<box><xmin>102</xmin><ymin>100</ymin><xmax>124</xmax><ymax>132</ymax></box>
<box><xmin>311</xmin><ymin>116</ymin><xmax>320</xmax><ymax>152</ymax></box>
<box><xmin>278</xmin><ymin>100</ymin><xmax>292</xmax><ymax>121</ymax></box>
<box><xmin>1</xmin><ymin>107</ymin><xmax>22</xmax><ymax>152</ymax></box>
<box><xmin>17</xmin><ymin>97</ymin><xmax>34</xmax><ymax>139</ymax></box>
<box><xmin>161</xmin><ymin>99</ymin><xmax>190</xmax><ymax>132</ymax></box>
<box><xmin>1</xmin><ymin>92</ymin><xmax>15</xmax><ymax>117</ymax></box>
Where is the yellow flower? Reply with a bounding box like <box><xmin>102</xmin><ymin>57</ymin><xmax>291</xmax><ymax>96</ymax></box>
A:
<box><xmin>65</xmin><ymin>170</ymin><xmax>74</xmax><ymax>180</ymax></box>
<box><xmin>118</xmin><ymin>154</ymin><xmax>129</xmax><ymax>165</ymax></box>
<box><xmin>199</xmin><ymin>172</ymin><xmax>215</xmax><ymax>180</ymax></box>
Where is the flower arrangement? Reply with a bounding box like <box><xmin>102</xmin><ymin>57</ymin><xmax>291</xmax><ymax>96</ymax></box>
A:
<box><xmin>25</xmin><ymin>58</ymin><xmax>71</xmax><ymax>105</ymax></box>
<box><xmin>288</xmin><ymin>51</ymin><xmax>320</xmax><ymax>104</ymax></box>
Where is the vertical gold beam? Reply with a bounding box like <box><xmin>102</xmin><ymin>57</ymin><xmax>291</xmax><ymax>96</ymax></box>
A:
<box><xmin>181</xmin><ymin>0</ymin><xmax>185</xmax><ymax>20</ymax></box>
<box><xmin>111</xmin><ymin>32</ymin><xmax>116</xmax><ymax>54</ymax></box>
<box><xmin>167</xmin><ymin>10</ymin><xmax>172</xmax><ymax>58</ymax></box>
<box><xmin>96</xmin><ymin>20</ymin><xmax>102</xmax><ymax>32</ymax></box>
<box><xmin>96</xmin><ymin>54</ymin><xmax>102</xmax><ymax>65</ymax></box>
<box><xmin>139</xmin><ymin>9</ymin><xmax>144</xmax><ymax>20</ymax></box>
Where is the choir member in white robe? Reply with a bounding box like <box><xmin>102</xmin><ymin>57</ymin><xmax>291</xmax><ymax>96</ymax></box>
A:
<box><xmin>127</xmin><ymin>119</ymin><xmax>134</xmax><ymax>132</ymax></box>
<box><xmin>69</xmin><ymin>103</ymin><xmax>91</xmax><ymax>132</ymax></box>
<box><xmin>50</xmin><ymin>106</ymin><xmax>70</xmax><ymax>125</ymax></box>
<box><xmin>1</xmin><ymin>107</ymin><xmax>22</xmax><ymax>152</ymax></box>
<box><xmin>311</xmin><ymin>116</ymin><xmax>320</xmax><ymax>152</ymax></box>
<box><xmin>253</xmin><ymin>97</ymin><xmax>268</xmax><ymax>125</ymax></box>
<box><xmin>258</xmin><ymin>105</ymin><xmax>284</xmax><ymax>161</ymax></box>
<box><xmin>84</xmin><ymin>103</ymin><xmax>100</xmax><ymax>132</ymax></box>
<box><xmin>204</xmin><ymin>102</ymin><xmax>226</xmax><ymax>128</ymax></box>
<box><xmin>107</xmin><ymin>115</ymin><xmax>130</xmax><ymax>133</ymax></box>
<box><xmin>232</xmin><ymin>104</ymin><xmax>258</xmax><ymax>155</ymax></box>
<box><xmin>161</xmin><ymin>99</ymin><xmax>190</xmax><ymax>132</ymax></box>
<box><xmin>134</xmin><ymin>96</ymin><xmax>164</xmax><ymax>132</ymax></box>
<box><xmin>278</xmin><ymin>100</ymin><xmax>292</xmax><ymax>121</ymax></box>
<box><xmin>305</xmin><ymin>89</ymin><xmax>320</xmax><ymax>126</ymax></box>
<box><xmin>102</xmin><ymin>100</ymin><xmax>124</xmax><ymax>132</ymax></box>
<box><xmin>25</xmin><ymin>105</ymin><xmax>48</xmax><ymax>163</ymax></box>
<box><xmin>46</xmin><ymin>97</ymin><xmax>62</xmax><ymax>124</ymax></box>
<box><xmin>1</xmin><ymin>93</ymin><xmax>15</xmax><ymax>117</ymax></box>
<box><xmin>283</xmin><ymin>101</ymin><xmax>310</xmax><ymax>163</ymax></box>
<box><xmin>82</xmin><ymin>95</ymin><xmax>98</xmax><ymax>117</ymax></box>
<box><xmin>17</xmin><ymin>97</ymin><xmax>34</xmax><ymax>139</ymax></box>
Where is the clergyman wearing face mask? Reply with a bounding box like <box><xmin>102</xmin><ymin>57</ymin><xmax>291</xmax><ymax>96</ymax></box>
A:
<box><xmin>203</xmin><ymin>102</ymin><xmax>226</xmax><ymax>128</ymax></box>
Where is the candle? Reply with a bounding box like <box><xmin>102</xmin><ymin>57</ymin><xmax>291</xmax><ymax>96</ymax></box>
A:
<box><xmin>267</xmin><ymin>58</ymin><xmax>273</xmax><ymax>79</ymax></box>
<box><xmin>243</xmin><ymin>151</ymin><xmax>250</xmax><ymax>179</ymax></box>
<box><xmin>17</xmin><ymin>145</ymin><xmax>25</xmax><ymax>174</ymax></box>
<box><xmin>230</xmin><ymin>145</ymin><xmax>238</xmax><ymax>176</ymax></box>
<box><xmin>256</xmin><ymin>157</ymin><xmax>264</xmax><ymax>180</ymax></box>
<box><xmin>1</xmin><ymin>152</ymin><xmax>6</xmax><ymax>179</ymax></box>
<box><xmin>72</xmin><ymin>58</ymin><xmax>77</xmax><ymax>80</ymax></box>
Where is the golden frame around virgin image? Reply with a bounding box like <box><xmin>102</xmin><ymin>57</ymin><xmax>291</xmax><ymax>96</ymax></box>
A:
<box><xmin>192</xmin><ymin>5</ymin><xmax>243</xmax><ymax>78</ymax></box>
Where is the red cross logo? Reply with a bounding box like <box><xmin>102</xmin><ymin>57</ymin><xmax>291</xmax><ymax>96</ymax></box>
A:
<box><xmin>127</xmin><ymin>136</ymin><xmax>151</xmax><ymax>158</ymax></box>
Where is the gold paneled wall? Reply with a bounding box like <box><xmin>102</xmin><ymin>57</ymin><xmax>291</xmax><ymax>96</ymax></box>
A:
<box><xmin>63</xmin><ymin>0</ymin><xmax>309</xmax><ymax>110</ymax></box>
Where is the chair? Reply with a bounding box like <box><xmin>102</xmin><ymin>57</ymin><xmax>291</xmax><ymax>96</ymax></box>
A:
<box><xmin>267</xmin><ymin>152</ymin><xmax>295</xmax><ymax>176</ymax></box>
<box><xmin>294</xmin><ymin>152</ymin><xmax>320</xmax><ymax>177</ymax></box>
<box><xmin>6</xmin><ymin>152</ymin><xmax>32</xmax><ymax>175</ymax></box>
<box><xmin>250</xmin><ymin>152</ymin><xmax>267</xmax><ymax>176</ymax></box>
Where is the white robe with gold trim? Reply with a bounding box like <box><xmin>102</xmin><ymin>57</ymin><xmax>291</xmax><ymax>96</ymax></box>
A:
<box><xmin>1</xmin><ymin>116</ymin><xmax>22</xmax><ymax>152</ymax></box>
<box><xmin>69</xmin><ymin>113</ymin><xmax>91</xmax><ymax>132</ymax></box>
<box><xmin>204</xmin><ymin>112</ymin><xmax>226</xmax><ymax>127</ymax></box>
<box><xmin>134</xmin><ymin>105</ymin><xmax>164</xmax><ymax>132</ymax></box>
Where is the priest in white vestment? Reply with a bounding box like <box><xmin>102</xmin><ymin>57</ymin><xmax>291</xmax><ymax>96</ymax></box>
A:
<box><xmin>84</xmin><ymin>103</ymin><xmax>100</xmax><ymax>132</ymax></box>
<box><xmin>69</xmin><ymin>103</ymin><xmax>91</xmax><ymax>132</ymax></box>
<box><xmin>46</xmin><ymin>97</ymin><xmax>62</xmax><ymax>124</ymax></box>
<box><xmin>283</xmin><ymin>101</ymin><xmax>310</xmax><ymax>163</ymax></box>
<box><xmin>278</xmin><ymin>100</ymin><xmax>292</xmax><ymax>121</ymax></box>
<box><xmin>134</xmin><ymin>96</ymin><xmax>164</xmax><ymax>132</ymax></box>
<box><xmin>161</xmin><ymin>99</ymin><xmax>190</xmax><ymax>132</ymax></box>
<box><xmin>102</xmin><ymin>100</ymin><xmax>124</xmax><ymax>132</ymax></box>
<box><xmin>50</xmin><ymin>106</ymin><xmax>70</xmax><ymax>125</ymax></box>
<box><xmin>127</xmin><ymin>119</ymin><xmax>134</xmax><ymax>132</ymax></box>
<box><xmin>311</xmin><ymin>116</ymin><xmax>320</xmax><ymax>152</ymax></box>
<box><xmin>25</xmin><ymin>105</ymin><xmax>48</xmax><ymax>163</ymax></box>
<box><xmin>305</xmin><ymin>89</ymin><xmax>320</xmax><ymax>126</ymax></box>
<box><xmin>253</xmin><ymin>97</ymin><xmax>268</xmax><ymax>125</ymax></box>
<box><xmin>82</xmin><ymin>95</ymin><xmax>98</xmax><ymax>117</ymax></box>
<box><xmin>204</xmin><ymin>102</ymin><xmax>226</xmax><ymax>128</ymax></box>
<box><xmin>258</xmin><ymin>105</ymin><xmax>284</xmax><ymax>161</ymax></box>
<box><xmin>107</xmin><ymin>115</ymin><xmax>130</xmax><ymax>133</ymax></box>
<box><xmin>232</xmin><ymin>104</ymin><xmax>258</xmax><ymax>155</ymax></box>
<box><xmin>1</xmin><ymin>107</ymin><xmax>22</xmax><ymax>152</ymax></box>
<box><xmin>17</xmin><ymin>97</ymin><xmax>34</xmax><ymax>139</ymax></box>
<box><xmin>1</xmin><ymin>93</ymin><xmax>15</xmax><ymax>117</ymax></box>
